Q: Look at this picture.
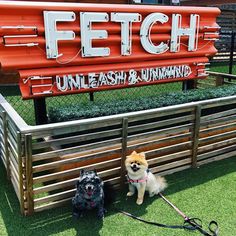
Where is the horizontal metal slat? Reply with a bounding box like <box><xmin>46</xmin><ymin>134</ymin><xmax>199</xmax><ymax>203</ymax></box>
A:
<box><xmin>200</xmin><ymin>122</ymin><xmax>236</xmax><ymax>136</ymax></box>
<box><xmin>32</xmin><ymin>127</ymin><xmax>122</xmax><ymax>150</ymax></box>
<box><xmin>34</xmin><ymin>189</ymin><xmax>75</xmax><ymax>206</ymax></box>
<box><xmin>198</xmin><ymin>150</ymin><xmax>236</xmax><ymax>166</ymax></box>
<box><xmin>30</xmin><ymin>118</ymin><xmax>123</xmax><ymax>139</ymax></box>
<box><xmin>34</xmin><ymin>177</ymin><xmax>121</xmax><ymax>212</ymax></box>
<box><xmin>128</xmin><ymin>114</ymin><xmax>194</xmax><ymax>134</ymax></box>
<box><xmin>198</xmin><ymin>136</ymin><xmax>236</xmax><ymax>154</ymax></box>
<box><xmin>151</xmin><ymin>158</ymin><xmax>191</xmax><ymax>174</ymax></box>
<box><xmin>33</xmin><ymin>167</ymin><xmax>120</xmax><ymax>195</ymax></box>
<box><xmin>32</xmin><ymin>138</ymin><xmax>122</xmax><ymax>162</ymax></box>
<box><xmin>128</xmin><ymin>124</ymin><xmax>192</xmax><ymax>142</ymax></box>
<box><xmin>147</xmin><ymin>150</ymin><xmax>191</xmax><ymax>166</ymax></box>
<box><xmin>33</xmin><ymin>148</ymin><xmax>121</xmax><ymax>173</ymax></box>
<box><xmin>198</xmin><ymin>144</ymin><xmax>236</xmax><ymax>161</ymax></box>
<box><xmin>201</xmin><ymin>108</ymin><xmax>236</xmax><ymax>122</ymax></box>
<box><xmin>199</xmin><ymin>130</ymin><xmax>236</xmax><ymax>146</ymax></box>
<box><xmin>33</xmin><ymin>157</ymin><xmax>121</xmax><ymax>184</ymax></box>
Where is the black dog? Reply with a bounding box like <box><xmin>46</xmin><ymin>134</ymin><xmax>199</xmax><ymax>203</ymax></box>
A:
<box><xmin>72</xmin><ymin>170</ymin><xmax>105</xmax><ymax>219</ymax></box>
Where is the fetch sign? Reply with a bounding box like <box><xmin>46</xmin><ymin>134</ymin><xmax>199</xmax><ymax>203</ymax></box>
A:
<box><xmin>0</xmin><ymin>1</ymin><xmax>220</xmax><ymax>99</ymax></box>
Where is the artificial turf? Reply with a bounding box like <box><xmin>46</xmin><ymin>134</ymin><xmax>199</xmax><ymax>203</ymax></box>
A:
<box><xmin>0</xmin><ymin>156</ymin><xmax>236</xmax><ymax>236</ymax></box>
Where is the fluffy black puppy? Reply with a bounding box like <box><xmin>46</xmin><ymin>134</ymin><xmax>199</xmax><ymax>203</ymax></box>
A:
<box><xmin>72</xmin><ymin>170</ymin><xmax>105</xmax><ymax>219</ymax></box>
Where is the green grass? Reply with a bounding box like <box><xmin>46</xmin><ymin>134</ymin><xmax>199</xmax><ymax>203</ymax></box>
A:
<box><xmin>210</xmin><ymin>63</ymin><xmax>236</xmax><ymax>74</ymax></box>
<box><xmin>1</xmin><ymin>157</ymin><xmax>236</xmax><ymax>236</ymax></box>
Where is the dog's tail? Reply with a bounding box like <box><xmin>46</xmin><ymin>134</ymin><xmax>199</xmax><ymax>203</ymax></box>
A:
<box><xmin>156</xmin><ymin>176</ymin><xmax>168</xmax><ymax>192</ymax></box>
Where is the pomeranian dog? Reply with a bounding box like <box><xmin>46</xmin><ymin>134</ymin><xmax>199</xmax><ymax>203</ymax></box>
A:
<box><xmin>125</xmin><ymin>151</ymin><xmax>167</xmax><ymax>205</ymax></box>
<box><xmin>72</xmin><ymin>170</ymin><xmax>105</xmax><ymax>219</ymax></box>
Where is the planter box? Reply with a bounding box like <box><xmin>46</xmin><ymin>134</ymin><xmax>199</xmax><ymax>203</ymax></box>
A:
<box><xmin>0</xmin><ymin>94</ymin><xmax>236</xmax><ymax>216</ymax></box>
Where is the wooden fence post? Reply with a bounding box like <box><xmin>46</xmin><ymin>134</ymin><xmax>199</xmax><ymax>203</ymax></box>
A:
<box><xmin>2</xmin><ymin>111</ymin><xmax>10</xmax><ymax>180</ymax></box>
<box><xmin>25</xmin><ymin>134</ymin><xmax>34</xmax><ymax>216</ymax></box>
<box><xmin>192</xmin><ymin>105</ymin><xmax>201</xmax><ymax>168</ymax></box>
<box><xmin>215</xmin><ymin>75</ymin><xmax>224</xmax><ymax>86</ymax></box>
<box><xmin>121</xmin><ymin>118</ymin><xmax>128</xmax><ymax>189</ymax></box>
<box><xmin>17</xmin><ymin>131</ymin><xmax>24</xmax><ymax>215</ymax></box>
<box><xmin>229</xmin><ymin>31</ymin><xmax>235</xmax><ymax>76</ymax></box>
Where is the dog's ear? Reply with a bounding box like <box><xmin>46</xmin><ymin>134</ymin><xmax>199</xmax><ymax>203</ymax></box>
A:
<box><xmin>100</xmin><ymin>180</ymin><xmax>104</xmax><ymax>187</ymax></box>
<box><xmin>80</xmin><ymin>169</ymin><xmax>85</xmax><ymax>176</ymax></box>
<box><xmin>139</xmin><ymin>152</ymin><xmax>145</xmax><ymax>158</ymax></box>
<box><xmin>126</xmin><ymin>151</ymin><xmax>137</xmax><ymax>158</ymax></box>
<box><xmin>76</xmin><ymin>179</ymin><xmax>80</xmax><ymax>189</ymax></box>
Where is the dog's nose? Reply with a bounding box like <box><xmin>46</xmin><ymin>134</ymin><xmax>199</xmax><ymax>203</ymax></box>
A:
<box><xmin>87</xmin><ymin>184</ymin><xmax>94</xmax><ymax>191</ymax></box>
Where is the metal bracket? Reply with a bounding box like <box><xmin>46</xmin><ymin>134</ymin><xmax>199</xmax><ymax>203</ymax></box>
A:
<box><xmin>1</xmin><ymin>25</ymin><xmax>38</xmax><ymax>47</ymax></box>
<box><xmin>203</xmin><ymin>32</ymin><xmax>219</xmax><ymax>41</ymax></box>
<box><xmin>194</xmin><ymin>62</ymin><xmax>210</xmax><ymax>66</ymax></box>
<box><xmin>197</xmin><ymin>68</ymin><xmax>209</xmax><ymax>77</ymax></box>
<box><xmin>203</xmin><ymin>26</ymin><xmax>221</xmax><ymax>30</ymax></box>
<box><xmin>23</xmin><ymin>76</ymin><xmax>52</xmax><ymax>84</ymax></box>
<box><xmin>196</xmin><ymin>62</ymin><xmax>209</xmax><ymax>77</ymax></box>
<box><xmin>1</xmin><ymin>25</ymin><xmax>37</xmax><ymax>31</ymax></box>
<box><xmin>3</xmin><ymin>35</ymin><xmax>39</xmax><ymax>47</ymax></box>
<box><xmin>23</xmin><ymin>76</ymin><xmax>54</xmax><ymax>95</ymax></box>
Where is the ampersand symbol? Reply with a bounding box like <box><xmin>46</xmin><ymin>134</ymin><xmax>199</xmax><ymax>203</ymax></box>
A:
<box><xmin>128</xmin><ymin>69</ymin><xmax>140</xmax><ymax>85</ymax></box>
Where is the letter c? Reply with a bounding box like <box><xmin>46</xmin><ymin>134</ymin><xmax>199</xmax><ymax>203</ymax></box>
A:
<box><xmin>140</xmin><ymin>13</ymin><xmax>169</xmax><ymax>54</ymax></box>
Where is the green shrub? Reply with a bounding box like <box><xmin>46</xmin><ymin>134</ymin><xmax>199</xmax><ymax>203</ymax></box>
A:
<box><xmin>48</xmin><ymin>85</ymin><xmax>236</xmax><ymax>123</ymax></box>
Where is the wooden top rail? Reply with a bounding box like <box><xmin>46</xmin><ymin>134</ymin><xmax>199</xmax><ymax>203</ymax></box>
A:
<box><xmin>209</xmin><ymin>71</ymin><xmax>236</xmax><ymax>80</ymax></box>
<box><xmin>1</xmin><ymin>93</ymin><xmax>236</xmax><ymax>137</ymax></box>
<box><xmin>0</xmin><ymin>94</ymin><xmax>28</xmax><ymax>130</ymax></box>
<box><xmin>23</xmin><ymin>95</ymin><xmax>236</xmax><ymax>135</ymax></box>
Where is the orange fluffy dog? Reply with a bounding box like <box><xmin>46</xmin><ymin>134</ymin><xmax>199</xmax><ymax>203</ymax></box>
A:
<box><xmin>125</xmin><ymin>151</ymin><xmax>167</xmax><ymax>205</ymax></box>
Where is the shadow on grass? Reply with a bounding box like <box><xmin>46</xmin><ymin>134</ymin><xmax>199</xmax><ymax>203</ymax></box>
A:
<box><xmin>111</xmin><ymin>156</ymin><xmax>236</xmax><ymax>217</ymax></box>
<box><xmin>0</xmin><ymin>156</ymin><xmax>236</xmax><ymax>236</ymax></box>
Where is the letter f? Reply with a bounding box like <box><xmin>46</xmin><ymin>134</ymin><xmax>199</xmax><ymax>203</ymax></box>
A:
<box><xmin>44</xmin><ymin>11</ymin><xmax>76</xmax><ymax>59</ymax></box>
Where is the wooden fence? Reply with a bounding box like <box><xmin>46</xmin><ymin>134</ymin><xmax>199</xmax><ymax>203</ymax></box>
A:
<box><xmin>217</xmin><ymin>10</ymin><xmax>236</xmax><ymax>32</ymax></box>
<box><xmin>212</xmin><ymin>32</ymin><xmax>236</xmax><ymax>63</ymax></box>
<box><xmin>211</xmin><ymin>10</ymin><xmax>236</xmax><ymax>63</ymax></box>
<box><xmin>0</xmin><ymin>90</ymin><xmax>236</xmax><ymax>215</ymax></box>
<box><xmin>197</xmin><ymin>71</ymin><xmax>236</xmax><ymax>88</ymax></box>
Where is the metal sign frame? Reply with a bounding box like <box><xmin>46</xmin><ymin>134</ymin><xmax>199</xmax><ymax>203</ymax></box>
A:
<box><xmin>0</xmin><ymin>1</ymin><xmax>220</xmax><ymax>99</ymax></box>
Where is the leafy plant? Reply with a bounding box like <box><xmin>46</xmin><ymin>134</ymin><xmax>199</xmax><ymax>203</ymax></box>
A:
<box><xmin>48</xmin><ymin>85</ymin><xmax>236</xmax><ymax>123</ymax></box>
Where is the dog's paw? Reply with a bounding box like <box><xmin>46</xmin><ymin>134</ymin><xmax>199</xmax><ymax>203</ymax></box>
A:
<box><xmin>136</xmin><ymin>198</ymin><xmax>143</xmax><ymax>205</ymax></box>
<box><xmin>127</xmin><ymin>191</ymin><xmax>135</xmax><ymax>197</ymax></box>
<box><xmin>72</xmin><ymin>212</ymin><xmax>83</xmax><ymax>219</ymax></box>
<box><xmin>97</xmin><ymin>211</ymin><xmax>105</xmax><ymax>219</ymax></box>
<box><xmin>72</xmin><ymin>208</ymin><xmax>84</xmax><ymax>219</ymax></box>
<box><xmin>97</xmin><ymin>207</ymin><xmax>105</xmax><ymax>219</ymax></box>
<box><xmin>149</xmin><ymin>192</ymin><xmax>155</xmax><ymax>197</ymax></box>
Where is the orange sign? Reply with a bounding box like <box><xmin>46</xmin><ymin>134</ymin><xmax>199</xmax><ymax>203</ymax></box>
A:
<box><xmin>0</xmin><ymin>1</ymin><xmax>220</xmax><ymax>99</ymax></box>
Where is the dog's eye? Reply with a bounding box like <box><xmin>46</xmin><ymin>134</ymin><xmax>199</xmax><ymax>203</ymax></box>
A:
<box><xmin>131</xmin><ymin>162</ymin><xmax>134</xmax><ymax>164</ymax></box>
<box><xmin>137</xmin><ymin>163</ymin><xmax>140</xmax><ymax>165</ymax></box>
